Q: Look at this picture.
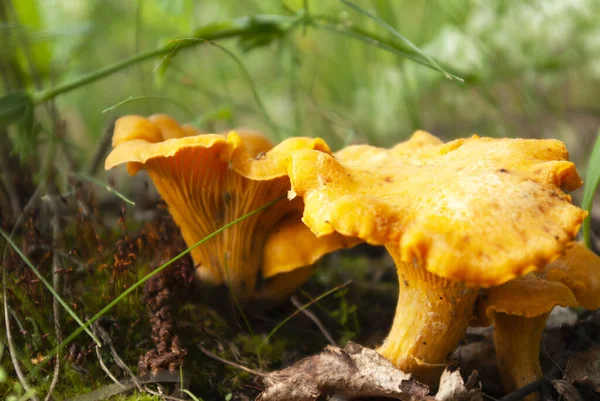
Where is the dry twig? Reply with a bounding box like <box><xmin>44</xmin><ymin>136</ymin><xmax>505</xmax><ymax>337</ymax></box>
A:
<box><xmin>291</xmin><ymin>295</ymin><xmax>336</xmax><ymax>346</ymax></box>
<box><xmin>44</xmin><ymin>198</ymin><xmax>64</xmax><ymax>401</ymax></box>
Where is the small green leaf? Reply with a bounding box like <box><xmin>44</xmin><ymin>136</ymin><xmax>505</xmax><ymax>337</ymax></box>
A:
<box><xmin>0</xmin><ymin>92</ymin><xmax>33</xmax><ymax>128</ymax></box>
<box><xmin>225</xmin><ymin>393</ymin><xmax>232</xmax><ymax>401</ymax></box>
<box><xmin>582</xmin><ymin>131</ymin><xmax>600</xmax><ymax>247</ymax></box>
<box><xmin>238</xmin><ymin>31</ymin><xmax>282</xmax><ymax>52</ymax></box>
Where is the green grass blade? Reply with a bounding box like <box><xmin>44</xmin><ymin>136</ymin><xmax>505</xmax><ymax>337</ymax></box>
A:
<box><xmin>311</xmin><ymin>17</ymin><xmax>464</xmax><ymax>82</ymax></box>
<box><xmin>102</xmin><ymin>95</ymin><xmax>196</xmax><ymax>119</ymax></box>
<box><xmin>182</xmin><ymin>390</ymin><xmax>204</xmax><ymax>401</ymax></box>
<box><xmin>583</xmin><ymin>131</ymin><xmax>600</xmax><ymax>247</ymax></box>
<box><xmin>257</xmin><ymin>280</ymin><xmax>351</xmax><ymax>359</ymax></box>
<box><xmin>68</xmin><ymin>173</ymin><xmax>135</xmax><ymax>206</ymax></box>
<box><xmin>339</xmin><ymin>0</ymin><xmax>460</xmax><ymax>81</ymax></box>
<box><xmin>223</xmin><ymin>255</ymin><xmax>254</xmax><ymax>336</ymax></box>
<box><xmin>25</xmin><ymin>195</ymin><xmax>284</xmax><ymax>381</ymax></box>
<box><xmin>0</xmin><ymin>230</ymin><xmax>101</xmax><ymax>346</ymax></box>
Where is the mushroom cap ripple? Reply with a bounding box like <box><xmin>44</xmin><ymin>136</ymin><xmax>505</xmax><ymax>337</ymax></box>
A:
<box><xmin>287</xmin><ymin>132</ymin><xmax>587</xmax><ymax>287</ymax></box>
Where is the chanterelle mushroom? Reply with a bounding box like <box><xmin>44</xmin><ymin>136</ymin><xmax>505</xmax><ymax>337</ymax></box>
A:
<box><xmin>285</xmin><ymin>131</ymin><xmax>586</xmax><ymax>383</ymax></box>
<box><xmin>476</xmin><ymin>242</ymin><xmax>600</xmax><ymax>399</ymax></box>
<box><xmin>105</xmin><ymin>114</ymin><xmax>354</xmax><ymax>301</ymax></box>
<box><xmin>477</xmin><ymin>274</ymin><xmax>577</xmax><ymax>400</ymax></box>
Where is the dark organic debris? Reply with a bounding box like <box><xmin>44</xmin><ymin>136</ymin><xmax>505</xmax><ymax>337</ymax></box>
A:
<box><xmin>564</xmin><ymin>346</ymin><xmax>600</xmax><ymax>393</ymax></box>
<box><xmin>552</xmin><ymin>380</ymin><xmax>585</xmax><ymax>401</ymax></box>
<box><xmin>138</xmin><ymin>269</ymin><xmax>188</xmax><ymax>375</ymax></box>
<box><xmin>258</xmin><ymin>342</ymin><xmax>432</xmax><ymax>401</ymax></box>
<box><xmin>450</xmin><ymin>337</ymin><xmax>502</xmax><ymax>395</ymax></box>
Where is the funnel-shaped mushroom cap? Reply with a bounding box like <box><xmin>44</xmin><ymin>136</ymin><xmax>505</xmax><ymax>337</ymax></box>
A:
<box><xmin>477</xmin><ymin>274</ymin><xmax>578</xmax><ymax>326</ymax></box>
<box><xmin>105</xmin><ymin>114</ymin><xmax>332</xmax><ymax>300</ymax></box>
<box><xmin>288</xmin><ymin>132</ymin><xmax>587</xmax><ymax>287</ymax></box>
<box><xmin>545</xmin><ymin>242</ymin><xmax>600</xmax><ymax>310</ymax></box>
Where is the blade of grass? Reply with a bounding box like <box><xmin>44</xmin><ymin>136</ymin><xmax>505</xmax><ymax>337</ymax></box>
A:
<box><xmin>224</xmin><ymin>254</ymin><xmax>262</xmax><ymax>367</ymax></box>
<box><xmin>311</xmin><ymin>17</ymin><xmax>464</xmax><ymax>82</ymax></box>
<box><xmin>223</xmin><ymin>254</ymin><xmax>254</xmax><ymax>337</ymax></box>
<box><xmin>102</xmin><ymin>95</ymin><xmax>195</xmax><ymax>119</ymax></box>
<box><xmin>0</xmin><ymin>230</ymin><xmax>101</xmax><ymax>346</ymax></box>
<box><xmin>583</xmin><ymin>131</ymin><xmax>600</xmax><ymax>247</ymax></box>
<box><xmin>170</xmin><ymin>38</ymin><xmax>283</xmax><ymax>140</ymax></box>
<box><xmin>25</xmin><ymin>194</ymin><xmax>285</xmax><ymax>381</ymax></box>
<box><xmin>182</xmin><ymin>389</ymin><xmax>205</xmax><ymax>401</ymax></box>
<box><xmin>257</xmin><ymin>280</ymin><xmax>351</xmax><ymax>359</ymax></box>
<box><xmin>339</xmin><ymin>0</ymin><xmax>458</xmax><ymax>81</ymax></box>
<box><xmin>68</xmin><ymin>173</ymin><xmax>135</xmax><ymax>206</ymax></box>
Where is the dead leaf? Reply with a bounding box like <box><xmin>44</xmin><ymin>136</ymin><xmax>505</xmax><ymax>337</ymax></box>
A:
<box><xmin>435</xmin><ymin>369</ymin><xmax>482</xmax><ymax>401</ymax></box>
<box><xmin>552</xmin><ymin>380</ymin><xmax>584</xmax><ymax>401</ymax></box>
<box><xmin>258</xmin><ymin>342</ymin><xmax>433</xmax><ymax>401</ymax></box>
<box><xmin>564</xmin><ymin>346</ymin><xmax>600</xmax><ymax>393</ymax></box>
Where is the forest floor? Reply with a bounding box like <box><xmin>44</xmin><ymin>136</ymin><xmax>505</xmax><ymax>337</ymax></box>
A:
<box><xmin>2</xmin><ymin>175</ymin><xmax>600</xmax><ymax>401</ymax></box>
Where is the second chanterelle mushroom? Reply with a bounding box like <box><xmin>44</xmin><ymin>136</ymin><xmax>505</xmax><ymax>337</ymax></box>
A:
<box><xmin>285</xmin><ymin>131</ymin><xmax>587</xmax><ymax>384</ymax></box>
<box><xmin>476</xmin><ymin>242</ymin><xmax>600</xmax><ymax>400</ymax></box>
<box><xmin>105</xmin><ymin>114</ymin><xmax>356</xmax><ymax>302</ymax></box>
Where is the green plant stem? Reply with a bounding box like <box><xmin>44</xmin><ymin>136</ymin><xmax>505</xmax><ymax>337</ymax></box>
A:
<box><xmin>25</xmin><ymin>195</ymin><xmax>285</xmax><ymax>382</ymax></box>
<box><xmin>31</xmin><ymin>15</ymin><xmax>299</xmax><ymax>105</ymax></box>
<box><xmin>339</xmin><ymin>0</ymin><xmax>454</xmax><ymax>80</ymax></box>
<box><xmin>29</xmin><ymin>12</ymin><xmax>464</xmax><ymax>106</ymax></box>
<box><xmin>68</xmin><ymin>173</ymin><xmax>135</xmax><ymax>206</ymax></box>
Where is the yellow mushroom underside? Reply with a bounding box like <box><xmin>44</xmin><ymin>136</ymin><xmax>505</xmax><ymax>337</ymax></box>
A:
<box><xmin>145</xmin><ymin>147</ymin><xmax>296</xmax><ymax>294</ymax></box>
<box><xmin>286</xmin><ymin>132</ymin><xmax>586</xmax><ymax>382</ymax></box>
<box><xmin>106</xmin><ymin>114</ymin><xmax>345</xmax><ymax>301</ymax></box>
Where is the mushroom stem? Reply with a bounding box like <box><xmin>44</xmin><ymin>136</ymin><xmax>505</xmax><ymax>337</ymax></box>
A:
<box><xmin>377</xmin><ymin>245</ymin><xmax>478</xmax><ymax>385</ymax></box>
<box><xmin>493</xmin><ymin>312</ymin><xmax>548</xmax><ymax>401</ymax></box>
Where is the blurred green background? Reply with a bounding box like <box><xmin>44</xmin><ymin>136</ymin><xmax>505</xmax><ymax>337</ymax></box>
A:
<box><xmin>3</xmin><ymin>0</ymin><xmax>600</xmax><ymax>166</ymax></box>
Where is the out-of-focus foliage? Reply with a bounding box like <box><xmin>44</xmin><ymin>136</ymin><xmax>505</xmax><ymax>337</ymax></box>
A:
<box><xmin>1</xmin><ymin>0</ymin><xmax>598</xmax><ymax>161</ymax></box>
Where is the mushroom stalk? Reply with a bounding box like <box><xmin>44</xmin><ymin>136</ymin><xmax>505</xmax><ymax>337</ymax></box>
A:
<box><xmin>493</xmin><ymin>313</ymin><xmax>548</xmax><ymax>401</ymax></box>
<box><xmin>377</xmin><ymin>245</ymin><xmax>478</xmax><ymax>385</ymax></box>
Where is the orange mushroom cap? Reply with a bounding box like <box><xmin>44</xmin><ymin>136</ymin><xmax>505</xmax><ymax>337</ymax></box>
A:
<box><xmin>544</xmin><ymin>242</ymin><xmax>600</xmax><ymax>310</ymax></box>
<box><xmin>288</xmin><ymin>132</ymin><xmax>586</xmax><ymax>287</ymax></box>
<box><xmin>105</xmin><ymin>114</ymin><xmax>349</xmax><ymax>301</ymax></box>
<box><xmin>478</xmin><ymin>273</ymin><xmax>578</xmax><ymax>326</ymax></box>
